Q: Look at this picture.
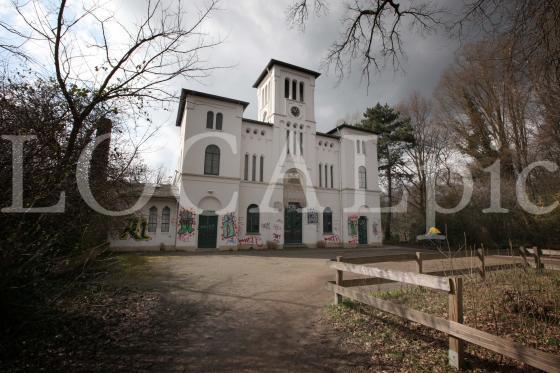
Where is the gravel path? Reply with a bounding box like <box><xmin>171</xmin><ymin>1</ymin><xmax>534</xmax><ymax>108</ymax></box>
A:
<box><xmin>117</xmin><ymin>246</ymin><xmax>421</xmax><ymax>372</ymax></box>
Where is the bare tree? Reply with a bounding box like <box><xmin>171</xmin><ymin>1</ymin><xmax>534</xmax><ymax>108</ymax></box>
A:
<box><xmin>435</xmin><ymin>40</ymin><xmax>533</xmax><ymax>175</ymax></box>
<box><xmin>397</xmin><ymin>92</ymin><xmax>453</xmax><ymax>222</ymax></box>
<box><xmin>455</xmin><ymin>0</ymin><xmax>560</xmax><ymax>71</ymax></box>
<box><xmin>5</xmin><ymin>0</ymin><xmax>222</xmax><ymax>174</ymax></box>
<box><xmin>287</xmin><ymin>0</ymin><xmax>442</xmax><ymax>82</ymax></box>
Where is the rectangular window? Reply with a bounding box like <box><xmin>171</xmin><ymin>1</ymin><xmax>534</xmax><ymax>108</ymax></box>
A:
<box><xmin>244</xmin><ymin>154</ymin><xmax>249</xmax><ymax>180</ymax></box>
<box><xmin>259</xmin><ymin>156</ymin><xmax>264</xmax><ymax>182</ymax></box>
<box><xmin>293</xmin><ymin>131</ymin><xmax>297</xmax><ymax>155</ymax></box>
<box><xmin>357</xmin><ymin>140</ymin><xmax>360</xmax><ymax>153</ymax></box>
<box><xmin>252</xmin><ymin>155</ymin><xmax>256</xmax><ymax>181</ymax></box>
<box><xmin>362</xmin><ymin>141</ymin><xmax>366</xmax><ymax>155</ymax></box>
<box><xmin>319</xmin><ymin>165</ymin><xmax>322</xmax><ymax>188</ymax></box>
<box><xmin>300</xmin><ymin>132</ymin><xmax>303</xmax><ymax>156</ymax></box>
<box><xmin>286</xmin><ymin>130</ymin><xmax>290</xmax><ymax>154</ymax></box>
<box><xmin>330</xmin><ymin>165</ymin><xmax>334</xmax><ymax>189</ymax></box>
<box><xmin>324</xmin><ymin>164</ymin><xmax>328</xmax><ymax>188</ymax></box>
<box><xmin>323</xmin><ymin>211</ymin><xmax>333</xmax><ymax>233</ymax></box>
<box><xmin>161</xmin><ymin>208</ymin><xmax>170</xmax><ymax>232</ymax></box>
<box><xmin>148</xmin><ymin>209</ymin><xmax>157</xmax><ymax>233</ymax></box>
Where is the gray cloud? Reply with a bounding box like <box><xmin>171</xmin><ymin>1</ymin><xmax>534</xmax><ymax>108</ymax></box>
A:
<box><xmin>142</xmin><ymin>0</ymin><xmax>462</xmax><ymax>173</ymax></box>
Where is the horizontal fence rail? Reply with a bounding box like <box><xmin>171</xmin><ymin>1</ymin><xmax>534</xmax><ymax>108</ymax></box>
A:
<box><xmin>329</xmin><ymin>260</ymin><xmax>451</xmax><ymax>292</ymax></box>
<box><xmin>329</xmin><ymin>251</ymin><xmax>560</xmax><ymax>372</ymax></box>
<box><xmin>327</xmin><ymin>283</ymin><xmax>560</xmax><ymax>372</ymax></box>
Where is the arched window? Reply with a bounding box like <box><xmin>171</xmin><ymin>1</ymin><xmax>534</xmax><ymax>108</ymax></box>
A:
<box><xmin>292</xmin><ymin>79</ymin><xmax>297</xmax><ymax>100</ymax></box>
<box><xmin>206</xmin><ymin>111</ymin><xmax>214</xmax><ymax>129</ymax></box>
<box><xmin>330</xmin><ymin>165</ymin><xmax>334</xmax><ymax>188</ymax></box>
<box><xmin>216</xmin><ymin>113</ymin><xmax>223</xmax><ymax>130</ymax></box>
<box><xmin>161</xmin><ymin>206</ymin><xmax>170</xmax><ymax>232</ymax></box>
<box><xmin>319</xmin><ymin>163</ymin><xmax>322</xmax><ymax>187</ymax></box>
<box><xmin>285</xmin><ymin>78</ymin><xmax>290</xmax><ymax>98</ymax></box>
<box><xmin>286</xmin><ymin>129</ymin><xmax>290</xmax><ymax>154</ymax></box>
<box><xmin>244</xmin><ymin>153</ymin><xmax>249</xmax><ymax>180</ymax></box>
<box><xmin>324</xmin><ymin>164</ymin><xmax>328</xmax><ymax>188</ymax></box>
<box><xmin>204</xmin><ymin>145</ymin><xmax>220</xmax><ymax>175</ymax></box>
<box><xmin>299</xmin><ymin>132</ymin><xmax>303</xmax><ymax>156</ymax></box>
<box><xmin>252</xmin><ymin>154</ymin><xmax>257</xmax><ymax>181</ymax></box>
<box><xmin>323</xmin><ymin>207</ymin><xmax>332</xmax><ymax>233</ymax></box>
<box><xmin>148</xmin><ymin>206</ymin><xmax>157</xmax><ymax>232</ymax></box>
<box><xmin>356</xmin><ymin>140</ymin><xmax>360</xmax><ymax>153</ymax></box>
<box><xmin>358</xmin><ymin>166</ymin><xmax>367</xmax><ymax>189</ymax></box>
<box><xmin>362</xmin><ymin>140</ymin><xmax>366</xmax><ymax>154</ymax></box>
<box><xmin>299</xmin><ymin>81</ymin><xmax>304</xmax><ymax>102</ymax></box>
<box><xmin>247</xmin><ymin>204</ymin><xmax>260</xmax><ymax>234</ymax></box>
<box><xmin>259</xmin><ymin>155</ymin><xmax>264</xmax><ymax>182</ymax></box>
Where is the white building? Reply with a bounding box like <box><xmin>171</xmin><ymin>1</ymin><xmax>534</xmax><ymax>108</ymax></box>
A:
<box><xmin>110</xmin><ymin>59</ymin><xmax>383</xmax><ymax>251</ymax></box>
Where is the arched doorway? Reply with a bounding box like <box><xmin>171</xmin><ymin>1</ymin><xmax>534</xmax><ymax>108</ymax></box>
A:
<box><xmin>283</xmin><ymin>169</ymin><xmax>306</xmax><ymax>245</ymax></box>
<box><xmin>358</xmin><ymin>216</ymin><xmax>368</xmax><ymax>245</ymax></box>
<box><xmin>198</xmin><ymin>210</ymin><xmax>218</xmax><ymax>248</ymax></box>
<box><xmin>197</xmin><ymin>197</ymin><xmax>221</xmax><ymax>249</ymax></box>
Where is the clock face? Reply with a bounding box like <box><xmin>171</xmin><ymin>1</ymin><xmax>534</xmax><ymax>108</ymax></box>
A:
<box><xmin>290</xmin><ymin>106</ymin><xmax>300</xmax><ymax>117</ymax></box>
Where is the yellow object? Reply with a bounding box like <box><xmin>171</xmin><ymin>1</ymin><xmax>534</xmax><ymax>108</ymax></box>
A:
<box><xmin>427</xmin><ymin>227</ymin><xmax>441</xmax><ymax>236</ymax></box>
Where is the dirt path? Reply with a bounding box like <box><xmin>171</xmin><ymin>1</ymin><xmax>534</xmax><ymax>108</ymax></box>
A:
<box><xmin>116</xmin><ymin>247</ymin><xmax>420</xmax><ymax>372</ymax></box>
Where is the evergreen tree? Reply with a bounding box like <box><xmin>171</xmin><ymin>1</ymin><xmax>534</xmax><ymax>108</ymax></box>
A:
<box><xmin>359</xmin><ymin>103</ymin><xmax>414</xmax><ymax>240</ymax></box>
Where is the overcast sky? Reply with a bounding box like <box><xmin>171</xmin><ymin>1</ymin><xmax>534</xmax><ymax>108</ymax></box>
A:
<box><xmin>1</xmin><ymin>0</ymin><xmax>463</xmax><ymax>176</ymax></box>
<box><xmin>142</xmin><ymin>0</ymin><xmax>462</xmax><ymax>176</ymax></box>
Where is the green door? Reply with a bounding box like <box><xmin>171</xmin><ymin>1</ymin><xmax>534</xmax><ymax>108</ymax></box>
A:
<box><xmin>284</xmin><ymin>202</ymin><xmax>302</xmax><ymax>244</ymax></box>
<box><xmin>198</xmin><ymin>212</ymin><xmax>218</xmax><ymax>249</ymax></box>
<box><xmin>358</xmin><ymin>216</ymin><xmax>368</xmax><ymax>245</ymax></box>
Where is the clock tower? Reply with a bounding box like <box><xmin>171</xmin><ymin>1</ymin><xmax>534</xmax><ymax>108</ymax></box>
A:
<box><xmin>252</xmin><ymin>59</ymin><xmax>320</xmax><ymax>126</ymax></box>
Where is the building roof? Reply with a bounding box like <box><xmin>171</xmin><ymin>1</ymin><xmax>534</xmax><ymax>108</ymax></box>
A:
<box><xmin>253</xmin><ymin>59</ymin><xmax>322</xmax><ymax>88</ymax></box>
<box><xmin>326</xmin><ymin>123</ymin><xmax>378</xmax><ymax>136</ymax></box>
<box><xmin>175</xmin><ymin>88</ymin><xmax>250</xmax><ymax>127</ymax></box>
<box><xmin>122</xmin><ymin>184</ymin><xmax>179</xmax><ymax>199</ymax></box>
<box><xmin>316</xmin><ymin>131</ymin><xmax>340</xmax><ymax>139</ymax></box>
<box><xmin>242</xmin><ymin>118</ymin><xmax>274</xmax><ymax>127</ymax></box>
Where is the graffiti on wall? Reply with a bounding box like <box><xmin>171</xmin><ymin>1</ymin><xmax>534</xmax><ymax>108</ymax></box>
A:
<box><xmin>261</xmin><ymin>222</ymin><xmax>271</xmax><ymax>230</ymax></box>
<box><xmin>348</xmin><ymin>215</ymin><xmax>359</xmax><ymax>236</ymax></box>
<box><xmin>273</xmin><ymin>218</ymin><xmax>283</xmax><ymax>243</ymax></box>
<box><xmin>119</xmin><ymin>216</ymin><xmax>151</xmax><ymax>241</ymax></box>
<box><xmin>372</xmin><ymin>222</ymin><xmax>379</xmax><ymax>236</ymax></box>
<box><xmin>177</xmin><ymin>208</ymin><xmax>196</xmax><ymax>241</ymax></box>
<box><xmin>347</xmin><ymin>215</ymin><xmax>359</xmax><ymax>245</ymax></box>
<box><xmin>221</xmin><ymin>212</ymin><xmax>238</xmax><ymax>244</ymax></box>
<box><xmin>307</xmin><ymin>209</ymin><xmax>318</xmax><ymax>224</ymax></box>
<box><xmin>324</xmin><ymin>234</ymin><xmax>340</xmax><ymax>243</ymax></box>
<box><xmin>238</xmin><ymin>235</ymin><xmax>264</xmax><ymax>248</ymax></box>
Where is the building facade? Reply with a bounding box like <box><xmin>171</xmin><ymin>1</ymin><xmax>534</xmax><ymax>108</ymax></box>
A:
<box><xmin>110</xmin><ymin>59</ymin><xmax>383</xmax><ymax>251</ymax></box>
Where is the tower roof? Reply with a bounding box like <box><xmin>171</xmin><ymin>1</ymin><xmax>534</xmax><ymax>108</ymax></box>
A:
<box><xmin>252</xmin><ymin>59</ymin><xmax>321</xmax><ymax>88</ymax></box>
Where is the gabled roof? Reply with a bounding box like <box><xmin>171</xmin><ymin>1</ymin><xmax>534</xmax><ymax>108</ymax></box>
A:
<box><xmin>326</xmin><ymin>123</ymin><xmax>378</xmax><ymax>135</ymax></box>
<box><xmin>175</xmin><ymin>88</ymin><xmax>250</xmax><ymax>127</ymax></box>
<box><xmin>253</xmin><ymin>59</ymin><xmax>321</xmax><ymax>88</ymax></box>
<box><xmin>242</xmin><ymin>118</ymin><xmax>274</xmax><ymax>127</ymax></box>
<box><xmin>316</xmin><ymin>131</ymin><xmax>340</xmax><ymax>139</ymax></box>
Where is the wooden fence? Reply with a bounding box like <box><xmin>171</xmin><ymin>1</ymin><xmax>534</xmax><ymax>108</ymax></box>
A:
<box><xmin>328</xmin><ymin>253</ymin><xmax>560</xmax><ymax>372</ymax></box>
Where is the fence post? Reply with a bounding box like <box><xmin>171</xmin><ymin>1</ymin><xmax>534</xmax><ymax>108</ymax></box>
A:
<box><xmin>415</xmin><ymin>252</ymin><xmax>423</xmax><ymax>274</ymax></box>
<box><xmin>335</xmin><ymin>256</ymin><xmax>343</xmax><ymax>304</ymax></box>
<box><xmin>477</xmin><ymin>247</ymin><xmax>486</xmax><ymax>280</ymax></box>
<box><xmin>534</xmin><ymin>246</ymin><xmax>543</xmax><ymax>272</ymax></box>
<box><xmin>448</xmin><ymin>276</ymin><xmax>464</xmax><ymax>369</ymax></box>
<box><xmin>519</xmin><ymin>246</ymin><xmax>529</xmax><ymax>268</ymax></box>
